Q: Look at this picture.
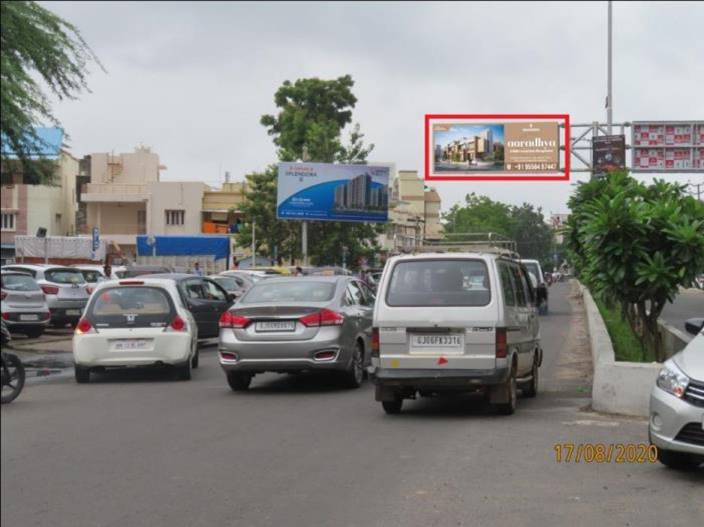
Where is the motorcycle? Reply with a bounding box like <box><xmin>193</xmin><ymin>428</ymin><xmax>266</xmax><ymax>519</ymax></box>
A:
<box><xmin>1</xmin><ymin>321</ymin><xmax>25</xmax><ymax>404</ymax></box>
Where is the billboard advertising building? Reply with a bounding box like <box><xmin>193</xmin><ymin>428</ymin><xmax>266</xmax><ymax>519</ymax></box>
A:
<box><xmin>277</xmin><ymin>162</ymin><xmax>390</xmax><ymax>222</ymax></box>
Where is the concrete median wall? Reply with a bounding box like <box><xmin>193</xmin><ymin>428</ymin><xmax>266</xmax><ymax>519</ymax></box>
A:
<box><xmin>580</xmin><ymin>284</ymin><xmax>661</xmax><ymax>417</ymax></box>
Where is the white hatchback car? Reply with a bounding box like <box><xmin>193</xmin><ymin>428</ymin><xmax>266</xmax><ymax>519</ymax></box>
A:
<box><xmin>73</xmin><ymin>278</ymin><xmax>199</xmax><ymax>383</ymax></box>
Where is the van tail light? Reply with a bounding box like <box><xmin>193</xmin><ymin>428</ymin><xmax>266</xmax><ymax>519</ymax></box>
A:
<box><xmin>219</xmin><ymin>311</ymin><xmax>250</xmax><ymax>329</ymax></box>
<box><xmin>495</xmin><ymin>327</ymin><xmax>507</xmax><ymax>358</ymax></box>
<box><xmin>299</xmin><ymin>309</ymin><xmax>345</xmax><ymax>327</ymax></box>
<box><xmin>371</xmin><ymin>327</ymin><xmax>380</xmax><ymax>358</ymax></box>
<box><xmin>169</xmin><ymin>316</ymin><xmax>187</xmax><ymax>332</ymax></box>
<box><xmin>75</xmin><ymin>318</ymin><xmax>96</xmax><ymax>335</ymax></box>
<box><xmin>41</xmin><ymin>285</ymin><xmax>59</xmax><ymax>295</ymax></box>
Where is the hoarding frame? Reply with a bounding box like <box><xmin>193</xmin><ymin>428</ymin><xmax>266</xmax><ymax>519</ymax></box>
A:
<box><xmin>630</xmin><ymin>120</ymin><xmax>704</xmax><ymax>173</ymax></box>
<box><xmin>424</xmin><ymin>114</ymin><xmax>570</xmax><ymax>181</ymax></box>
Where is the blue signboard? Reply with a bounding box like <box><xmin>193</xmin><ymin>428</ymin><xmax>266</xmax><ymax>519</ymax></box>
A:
<box><xmin>92</xmin><ymin>227</ymin><xmax>100</xmax><ymax>251</ymax></box>
<box><xmin>276</xmin><ymin>162</ymin><xmax>390</xmax><ymax>223</ymax></box>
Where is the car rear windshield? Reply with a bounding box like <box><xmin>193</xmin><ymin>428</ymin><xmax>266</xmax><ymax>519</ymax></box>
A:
<box><xmin>240</xmin><ymin>281</ymin><xmax>336</xmax><ymax>304</ymax></box>
<box><xmin>88</xmin><ymin>287</ymin><xmax>174</xmax><ymax>326</ymax></box>
<box><xmin>1</xmin><ymin>274</ymin><xmax>40</xmax><ymax>291</ymax></box>
<box><xmin>386</xmin><ymin>259</ymin><xmax>491</xmax><ymax>307</ymax></box>
<box><xmin>45</xmin><ymin>269</ymin><xmax>86</xmax><ymax>285</ymax></box>
<box><xmin>80</xmin><ymin>270</ymin><xmax>103</xmax><ymax>283</ymax></box>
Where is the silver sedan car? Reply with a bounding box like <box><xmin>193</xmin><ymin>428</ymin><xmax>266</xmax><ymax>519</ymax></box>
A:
<box><xmin>218</xmin><ymin>276</ymin><xmax>375</xmax><ymax>391</ymax></box>
<box><xmin>649</xmin><ymin>318</ymin><xmax>704</xmax><ymax>469</ymax></box>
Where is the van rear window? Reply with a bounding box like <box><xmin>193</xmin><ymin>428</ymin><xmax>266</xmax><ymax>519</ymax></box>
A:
<box><xmin>386</xmin><ymin>259</ymin><xmax>491</xmax><ymax>307</ymax></box>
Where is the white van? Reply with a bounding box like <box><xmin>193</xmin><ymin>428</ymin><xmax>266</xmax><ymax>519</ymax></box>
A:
<box><xmin>371</xmin><ymin>253</ymin><xmax>542</xmax><ymax>415</ymax></box>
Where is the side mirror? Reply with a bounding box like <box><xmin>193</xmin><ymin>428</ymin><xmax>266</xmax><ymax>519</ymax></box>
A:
<box><xmin>684</xmin><ymin>318</ymin><xmax>704</xmax><ymax>336</ymax></box>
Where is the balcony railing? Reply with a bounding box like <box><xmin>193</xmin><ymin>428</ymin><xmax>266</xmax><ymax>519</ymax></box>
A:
<box><xmin>83</xmin><ymin>183</ymin><xmax>147</xmax><ymax>195</ymax></box>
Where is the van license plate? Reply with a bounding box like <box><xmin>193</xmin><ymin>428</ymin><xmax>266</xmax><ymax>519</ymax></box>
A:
<box><xmin>111</xmin><ymin>339</ymin><xmax>152</xmax><ymax>351</ymax></box>
<box><xmin>410</xmin><ymin>334</ymin><xmax>464</xmax><ymax>353</ymax></box>
<box><xmin>256</xmin><ymin>321</ymin><xmax>295</xmax><ymax>332</ymax></box>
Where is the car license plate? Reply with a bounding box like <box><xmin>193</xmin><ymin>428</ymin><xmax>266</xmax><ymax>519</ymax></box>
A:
<box><xmin>111</xmin><ymin>339</ymin><xmax>152</xmax><ymax>351</ymax></box>
<box><xmin>19</xmin><ymin>314</ymin><xmax>39</xmax><ymax>321</ymax></box>
<box><xmin>410</xmin><ymin>334</ymin><xmax>464</xmax><ymax>354</ymax></box>
<box><xmin>66</xmin><ymin>309</ymin><xmax>81</xmax><ymax>316</ymax></box>
<box><xmin>255</xmin><ymin>320</ymin><xmax>295</xmax><ymax>332</ymax></box>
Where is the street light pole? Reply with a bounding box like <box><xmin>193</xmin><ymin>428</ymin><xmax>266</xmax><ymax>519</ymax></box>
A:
<box><xmin>606</xmin><ymin>0</ymin><xmax>613</xmax><ymax>134</ymax></box>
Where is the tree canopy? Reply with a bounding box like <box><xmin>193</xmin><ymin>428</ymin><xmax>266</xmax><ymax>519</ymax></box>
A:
<box><xmin>1</xmin><ymin>1</ymin><xmax>102</xmax><ymax>167</ymax></box>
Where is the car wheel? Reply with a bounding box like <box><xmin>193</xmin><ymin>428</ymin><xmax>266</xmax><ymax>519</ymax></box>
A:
<box><xmin>24</xmin><ymin>327</ymin><xmax>45</xmax><ymax>339</ymax></box>
<box><xmin>74</xmin><ymin>366</ymin><xmax>90</xmax><ymax>384</ymax></box>
<box><xmin>227</xmin><ymin>371</ymin><xmax>252</xmax><ymax>391</ymax></box>
<box><xmin>494</xmin><ymin>366</ymin><xmax>517</xmax><ymax>415</ymax></box>
<box><xmin>176</xmin><ymin>359</ymin><xmax>191</xmax><ymax>381</ymax></box>
<box><xmin>191</xmin><ymin>349</ymin><xmax>199</xmax><ymax>369</ymax></box>
<box><xmin>342</xmin><ymin>343</ymin><xmax>364</xmax><ymax>389</ymax></box>
<box><xmin>382</xmin><ymin>398</ymin><xmax>403</xmax><ymax>414</ymax></box>
<box><xmin>657</xmin><ymin>448</ymin><xmax>698</xmax><ymax>470</ymax></box>
<box><xmin>522</xmin><ymin>358</ymin><xmax>539</xmax><ymax>398</ymax></box>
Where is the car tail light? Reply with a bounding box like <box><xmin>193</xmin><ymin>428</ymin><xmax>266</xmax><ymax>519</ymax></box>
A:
<box><xmin>75</xmin><ymin>318</ymin><xmax>95</xmax><ymax>335</ymax></box>
<box><xmin>169</xmin><ymin>316</ymin><xmax>186</xmax><ymax>332</ymax></box>
<box><xmin>219</xmin><ymin>311</ymin><xmax>250</xmax><ymax>329</ymax></box>
<box><xmin>41</xmin><ymin>285</ymin><xmax>59</xmax><ymax>295</ymax></box>
<box><xmin>495</xmin><ymin>327</ymin><xmax>507</xmax><ymax>358</ymax></box>
<box><xmin>299</xmin><ymin>309</ymin><xmax>344</xmax><ymax>327</ymax></box>
<box><xmin>2</xmin><ymin>312</ymin><xmax>9</xmax><ymax>320</ymax></box>
<box><xmin>119</xmin><ymin>281</ymin><xmax>144</xmax><ymax>285</ymax></box>
<box><xmin>371</xmin><ymin>327</ymin><xmax>380</xmax><ymax>358</ymax></box>
<box><xmin>41</xmin><ymin>312</ymin><xmax>51</xmax><ymax>320</ymax></box>
<box><xmin>0</xmin><ymin>291</ymin><xmax>6</xmax><ymax>300</ymax></box>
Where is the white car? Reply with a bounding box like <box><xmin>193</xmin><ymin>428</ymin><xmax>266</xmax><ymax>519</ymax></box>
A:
<box><xmin>72</xmin><ymin>278</ymin><xmax>199</xmax><ymax>383</ymax></box>
<box><xmin>649</xmin><ymin>318</ymin><xmax>704</xmax><ymax>469</ymax></box>
<box><xmin>73</xmin><ymin>264</ymin><xmax>126</xmax><ymax>282</ymax></box>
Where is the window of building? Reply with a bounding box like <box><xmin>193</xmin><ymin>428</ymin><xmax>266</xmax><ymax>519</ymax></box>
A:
<box><xmin>165</xmin><ymin>210</ymin><xmax>185</xmax><ymax>226</ymax></box>
<box><xmin>1</xmin><ymin>212</ymin><xmax>16</xmax><ymax>231</ymax></box>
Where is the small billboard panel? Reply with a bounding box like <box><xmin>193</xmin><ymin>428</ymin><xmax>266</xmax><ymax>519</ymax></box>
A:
<box><xmin>277</xmin><ymin>162</ymin><xmax>390</xmax><ymax>223</ymax></box>
<box><xmin>631</xmin><ymin>121</ymin><xmax>704</xmax><ymax>172</ymax></box>
<box><xmin>593</xmin><ymin>135</ymin><xmax>626</xmax><ymax>174</ymax></box>
<box><xmin>425</xmin><ymin>114</ymin><xmax>569</xmax><ymax>181</ymax></box>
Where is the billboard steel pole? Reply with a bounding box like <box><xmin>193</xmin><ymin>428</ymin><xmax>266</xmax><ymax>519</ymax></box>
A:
<box><xmin>302</xmin><ymin>221</ymin><xmax>308</xmax><ymax>267</ymax></box>
<box><xmin>607</xmin><ymin>0</ymin><xmax>613</xmax><ymax>134</ymax></box>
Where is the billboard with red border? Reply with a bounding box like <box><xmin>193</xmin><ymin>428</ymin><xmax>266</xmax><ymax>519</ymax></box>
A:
<box><xmin>425</xmin><ymin>114</ymin><xmax>570</xmax><ymax>181</ymax></box>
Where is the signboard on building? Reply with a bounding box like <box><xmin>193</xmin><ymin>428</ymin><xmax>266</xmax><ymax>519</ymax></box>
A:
<box><xmin>592</xmin><ymin>135</ymin><xmax>626</xmax><ymax>174</ymax></box>
<box><xmin>425</xmin><ymin>114</ymin><xmax>569</xmax><ymax>181</ymax></box>
<box><xmin>276</xmin><ymin>162</ymin><xmax>390</xmax><ymax>223</ymax></box>
<box><xmin>631</xmin><ymin>121</ymin><xmax>704</xmax><ymax>172</ymax></box>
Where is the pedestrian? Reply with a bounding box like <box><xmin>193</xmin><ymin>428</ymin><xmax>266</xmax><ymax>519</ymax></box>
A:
<box><xmin>193</xmin><ymin>262</ymin><xmax>204</xmax><ymax>276</ymax></box>
<box><xmin>232</xmin><ymin>258</ymin><xmax>239</xmax><ymax>270</ymax></box>
<box><xmin>103</xmin><ymin>263</ymin><xmax>112</xmax><ymax>280</ymax></box>
<box><xmin>295</xmin><ymin>266</ymin><xmax>303</xmax><ymax>276</ymax></box>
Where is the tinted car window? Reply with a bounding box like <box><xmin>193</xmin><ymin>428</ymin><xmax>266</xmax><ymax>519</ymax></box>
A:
<box><xmin>1</xmin><ymin>274</ymin><xmax>40</xmax><ymax>291</ymax></box>
<box><xmin>3</xmin><ymin>267</ymin><xmax>37</xmax><ymax>278</ymax></box>
<box><xmin>510</xmin><ymin>266</ymin><xmax>527</xmax><ymax>307</ymax></box>
<box><xmin>499</xmin><ymin>264</ymin><xmax>516</xmax><ymax>307</ymax></box>
<box><xmin>523</xmin><ymin>262</ymin><xmax>541</xmax><ymax>286</ymax></box>
<box><xmin>45</xmin><ymin>269</ymin><xmax>86</xmax><ymax>284</ymax></box>
<box><xmin>89</xmin><ymin>287</ymin><xmax>174</xmax><ymax>328</ymax></box>
<box><xmin>241</xmin><ymin>281</ymin><xmax>335</xmax><ymax>304</ymax></box>
<box><xmin>212</xmin><ymin>277</ymin><xmax>241</xmax><ymax>291</ymax></box>
<box><xmin>347</xmin><ymin>281</ymin><xmax>364</xmax><ymax>305</ymax></box>
<box><xmin>183</xmin><ymin>279</ymin><xmax>206</xmax><ymax>300</ymax></box>
<box><xmin>386</xmin><ymin>260</ymin><xmax>491</xmax><ymax>307</ymax></box>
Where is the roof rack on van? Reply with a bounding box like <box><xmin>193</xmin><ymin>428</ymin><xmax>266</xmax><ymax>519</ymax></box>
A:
<box><xmin>415</xmin><ymin>232</ymin><xmax>520</xmax><ymax>258</ymax></box>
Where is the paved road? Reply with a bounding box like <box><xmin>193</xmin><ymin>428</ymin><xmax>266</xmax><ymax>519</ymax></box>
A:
<box><xmin>661</xmin><ymin>288</ymin><xmax>704</xmax><ymax>333</ymax></box>
<box><xmin>1</xmin><ymin>282</ymin><xmax>702</xmax><ymax>526</ymax></box>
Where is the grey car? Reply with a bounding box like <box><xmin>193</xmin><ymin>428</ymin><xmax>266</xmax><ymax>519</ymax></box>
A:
<box><xmin>1</xmin><ymin>270</ymin><xmax>51</xmax><ymax>337</ymax></box>
<box><xmin>649</xmin><ymin>318</ymin><xmax>704</xmax><ymax>469</ymax></box>
<box><xmin>1</xmin><ymin>265</ymin><xmax>89</xmax><ymax>327</ymax></box>
<box><xmin>218</xmin><ymin>276</ymin><xmax>375</xmax><ymax>391</ymax></box>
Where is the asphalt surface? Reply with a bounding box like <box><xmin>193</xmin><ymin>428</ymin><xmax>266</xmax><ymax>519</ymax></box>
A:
<box><xmin>1</xmin><ymin>282</ymin><xmax>702</xmax><ymax>527</ymax></box>
<box><xmin>661</xmin><ymin>288</ymin><xmax>704</xmax><ymax>333</ymax></box>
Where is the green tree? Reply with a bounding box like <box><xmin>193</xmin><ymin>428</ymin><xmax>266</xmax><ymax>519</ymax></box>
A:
<box><xmin>565</xmin><ymin>171</ymin><xmax>704</xmax><ymax>361</ymax></box>
<box><xmin>509</xmin><ymin>203</ymin><xmax>554</xmax><ymax>265</ymax></box>
<box><xmin>254</xmin><ymin>75</ymin><xmax>380</xmax><ymax>267</ymax></box>
<box><xmin>1</xmin><ymin>1</ymin><xmax>103</xmax><ymax>177</ymax></box>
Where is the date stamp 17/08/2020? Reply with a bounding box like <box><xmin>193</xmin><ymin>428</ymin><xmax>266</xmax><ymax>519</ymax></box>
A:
<box><xmin>553</xmin><ymin>443</ymin><xmax>658</xmax><ymax>464</ymax></box>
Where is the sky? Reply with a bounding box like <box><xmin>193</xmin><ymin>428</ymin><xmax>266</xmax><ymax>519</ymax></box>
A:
<box><xmin>434</xmin><ymin>125</ymin><xmax>505</xmax><ymax>148</ymax></box>
<box><xmin>44</xmin><ymin>1</ymin><xmax>704</xmax><ymax>216</ymax></box>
